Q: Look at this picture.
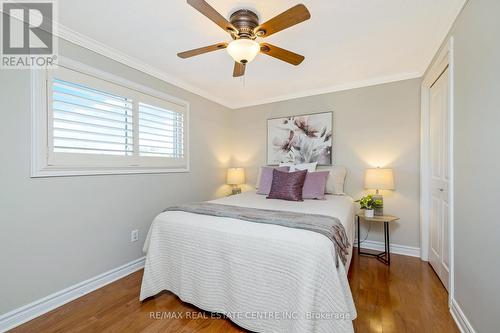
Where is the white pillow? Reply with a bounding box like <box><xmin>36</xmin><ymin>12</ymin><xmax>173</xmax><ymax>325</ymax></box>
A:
<box><xmin>317</xmin><ymin>165</ymin><xmax>347</xmax><ymax>195</ymax></box>
<box><xmin>279</xmin><ymin>161</ymin><xmax>318</xmax><ymax>172</ymax></box>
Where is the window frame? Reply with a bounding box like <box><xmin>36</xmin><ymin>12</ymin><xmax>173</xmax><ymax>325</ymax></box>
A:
<box><xmin>31</xmin><ymin>57</ymin><xmax>190</xmax><ymax>177</ymax></box>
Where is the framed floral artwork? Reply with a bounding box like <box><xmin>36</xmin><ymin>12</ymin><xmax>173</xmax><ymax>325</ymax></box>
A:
<box><xmin>267</xmin><ymin>112</ymin><xmax>333</xmax><ymax>165</ymax></box>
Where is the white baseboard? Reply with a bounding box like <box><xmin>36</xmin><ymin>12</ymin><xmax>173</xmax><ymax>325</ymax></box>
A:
<box><xmin>450</xmin><ymin>298</ymin><xmax>476</xmax><ymax>333</ymax></box>
<box><xmin>354</xmin><ymin>239</ymin><xmax>421</xmax><ymax>258</ymax></box>
<box><xmin>0</xmin><ymin>256</ymin><xmax>145</xmax><ymax>332</ymax></box>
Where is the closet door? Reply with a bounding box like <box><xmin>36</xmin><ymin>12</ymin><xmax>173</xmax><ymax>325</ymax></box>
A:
<box><xmin>428</xmin><ymin>67</ymin><xmax>450</xmax><ymax>291</ymax></box>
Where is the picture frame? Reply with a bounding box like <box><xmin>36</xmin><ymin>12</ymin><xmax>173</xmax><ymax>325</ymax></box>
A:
<box><xmin>266</xmin><ymin>111</ymin><xmax>333</xmax><ymax>165</ymax></box>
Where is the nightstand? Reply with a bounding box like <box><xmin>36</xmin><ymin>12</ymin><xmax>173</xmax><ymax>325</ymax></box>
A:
<box><xmin>356</xmin><ymin>213</ymin><xmax>399</xmax><ymax>265</ymax></box>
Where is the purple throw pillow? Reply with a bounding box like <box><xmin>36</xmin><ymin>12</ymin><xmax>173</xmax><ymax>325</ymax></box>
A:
<box><xmin>267</xmin><ymin>169</ymin><xmax>308</xmax><ymax>201</ymax></box>
<box><xmin>302</xmin><ymin>171</ymin><xmax>330</xmax><ymax>199</ymax></box>
<box><xmin>256</xmin><ymin>166</ymin><xmax>290</xmax><ymax>195</ymax></box>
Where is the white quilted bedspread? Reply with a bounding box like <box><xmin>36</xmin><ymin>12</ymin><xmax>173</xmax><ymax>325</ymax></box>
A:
<box><xmin>140</xmin><ymin>191</ymin><xmax>357</xmax><ymax>333</ymax></box>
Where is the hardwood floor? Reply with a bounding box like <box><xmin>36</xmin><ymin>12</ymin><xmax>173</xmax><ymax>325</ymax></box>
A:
<box><xmin>348</xmin><ymin>252</ymin><xmax>458</xmax><ymax>332</ymax></box>
<box><xmin>10</xmin><ymin>252</ymin><xmax>458</xmax><ymax>333</ymax></box>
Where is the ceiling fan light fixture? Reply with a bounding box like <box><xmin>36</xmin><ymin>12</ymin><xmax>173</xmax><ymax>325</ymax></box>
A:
<box><xmin>226</xmin><ymin>39</ymin><xmax>260</xmax><ymax>64</ymax></box>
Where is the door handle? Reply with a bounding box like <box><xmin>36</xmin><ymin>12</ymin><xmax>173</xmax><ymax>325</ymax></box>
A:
<box><xmin>439</xmin><ymin>188</ymin><xmax>444</xmax><ymax>192</ymax></box>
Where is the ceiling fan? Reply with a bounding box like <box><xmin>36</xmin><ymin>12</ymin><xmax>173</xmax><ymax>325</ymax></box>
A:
<box><xmin>177</xmin><ymin>0</ymin><xmax>311</xmax><ymax>77</ymax></box>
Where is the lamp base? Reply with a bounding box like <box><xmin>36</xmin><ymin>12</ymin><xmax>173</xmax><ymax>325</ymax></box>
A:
<box><xmin>373</xmin><ymin>194</ymin><xmax>384</xmax><ymax>216</ymax></box>
<box><xmin>231</xmin><ymin>186</ymin><xmax>242</xmax><ymax>195</ymax></box>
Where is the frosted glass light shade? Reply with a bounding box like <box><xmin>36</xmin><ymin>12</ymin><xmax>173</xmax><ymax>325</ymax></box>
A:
<box><xmin>364</xmin><ymin>168</ymin><xmax>395</xmax><ymax>190</ymax></box>
<box><xmin>226</xmin><ymin>39</ymin><xmax>260</xmax><ymax>64</ymax></box>
<box><xmin>227</xmin><ymin>168</ymin><xmax>245</xmax><ymax>185</ymax></box>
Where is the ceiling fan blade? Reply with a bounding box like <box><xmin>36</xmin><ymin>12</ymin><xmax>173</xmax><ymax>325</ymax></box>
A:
<box><xmin>254</xmin><ymin>4</ymin><xmax>310</xmax><ymax>37</ymax></box>
<box><xmin>177</xmin><ymin>43</ymin><xmax>228</xmax><ymax>58</ymax></box>
<box><xmin>260</xmin><ymin>43</ymin><xmax>305</xmax><ymax>66</ymax></box>
<box><xmin>233</xmin><ymin>62</ymin><xmax>246</xmax><ymax>77</ymax></box>
<box><xmin>187</xmin><ymin>0</ymin><xmax>237</xmax><ymax>34</ymax></box>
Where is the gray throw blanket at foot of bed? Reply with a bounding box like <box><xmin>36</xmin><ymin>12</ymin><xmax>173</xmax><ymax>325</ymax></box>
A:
<box><xmin>164</xmin><ymin>202</ymin><xmax>350</xmax><ymax>267</ymax></box>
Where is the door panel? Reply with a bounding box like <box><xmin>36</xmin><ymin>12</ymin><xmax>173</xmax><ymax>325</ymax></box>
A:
<box><xmin>444</xmin><ymin>97</ymin><xmax>450</xmax><ymax>182</ymax></box>
<box><xmin>428</xmin><ymin>68</ymin><xmax>450</xmax><ymax>291</ymax></box>
<box><xmin>429</xmin><ymin>195</ymin><xmax>441</xmax><ymax>271</ymax></box>
<box><xmin>443</xmin><ymin>202</ymin><xmax>450</xmax><ymax>268</ymax></box>
<box><xmin>442</xmin><ymin>200</ymin><xmax>450</xmax><ymax>290</ymax></box>
<box><xmin>430</xmin><ymin>88</ymin><xmax>443</xmax><ymax>180</ymax></box>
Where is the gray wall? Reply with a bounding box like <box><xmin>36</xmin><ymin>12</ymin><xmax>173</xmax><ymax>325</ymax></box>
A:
<box><xmin>428</xmin><ymin>0</ymin><xmax>500</xmax><ymax>331</ymax></box>
<box><xmin>0</xmin><ymin>39</ymin><xmax>233</xmax><ymax>314</ymax></box>
<box><xmin>230</xmin><ymin>79</ymin><xmax>422</xmax><ymax>248</ymax></box>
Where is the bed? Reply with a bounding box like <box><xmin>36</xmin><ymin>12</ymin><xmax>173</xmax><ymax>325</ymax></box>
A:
<box><xmin>140</xmin><ymin>191</ymin><xmax>357</xmax><ymax>333</ymax></box>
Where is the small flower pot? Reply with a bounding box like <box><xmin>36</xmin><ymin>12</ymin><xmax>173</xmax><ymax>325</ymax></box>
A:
<box><xmin>364</xmin><ymin>209</ymin><xmax>374</xmax><ymax>218</ymax></box>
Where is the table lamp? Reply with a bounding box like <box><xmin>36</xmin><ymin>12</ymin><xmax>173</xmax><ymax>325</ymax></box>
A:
<box><xmin>227</xmin><ymin>168</ymin><xmax>245</xmax><ymax>195</ymax></box>
<box><xmin>364</xmin><ymin>168</ymin><xmax>395</xmax><ymax>216</ymax></box>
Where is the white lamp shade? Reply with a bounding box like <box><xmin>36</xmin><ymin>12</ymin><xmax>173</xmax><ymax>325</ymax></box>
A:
<box><xmin>227</xmin><ymin>168</ymin><xmax>245</xmax><ymax>185</ymax></box>
<box><xmin>364</xmin><ymin>168</ymin><xmax>395</xmax><ymax>190</ymax></box>
<box><xmin>226</xmin><ymin>39</ymin><xmax>260</xmax><ymax>64</ymax></box>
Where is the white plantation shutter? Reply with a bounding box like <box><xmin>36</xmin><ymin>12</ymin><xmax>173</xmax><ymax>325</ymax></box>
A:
<box><xmin>41</xmin><ymin>64</ymin><xmax>189</xmax><ymax>175</ymax></box>
<box><xmin>52</xmin><ymin>79</ymin><xmax>134</xmax><ymax>156</ymax></box>
<box><xmin>138</xmin><ymin>103</ymin><xmax>184</xmax><ymax>158</ymax></box>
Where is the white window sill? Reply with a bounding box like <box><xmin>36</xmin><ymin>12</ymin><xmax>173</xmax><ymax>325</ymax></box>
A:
<box><xmin>31</xmin><ymin>166</ymin><xmax>190</xmax><ymax>178</ymax></box>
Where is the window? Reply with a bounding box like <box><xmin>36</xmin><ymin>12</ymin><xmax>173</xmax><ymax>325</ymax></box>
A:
<box><xmin>52</xmin><ymin>79</ymin><xmax>134</xmax><ymax>156</ymax></box>
<box><xmin>31</xmin><ymin>60</ymin><xmax>189</xmax><ymax>177</ymax></box>
<box><xmin>138</xmin><ymin>102</ymin><xmax>184</xmax><ymax>158</ymax></box>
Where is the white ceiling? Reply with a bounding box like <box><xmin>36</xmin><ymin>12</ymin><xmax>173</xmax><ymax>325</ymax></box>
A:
<box><xmin>57</xmin><ymin>0</ymin><xmax>465</xmax><ymax>109</ymax></box>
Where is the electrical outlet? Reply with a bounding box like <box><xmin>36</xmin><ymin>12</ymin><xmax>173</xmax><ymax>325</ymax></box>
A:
<box><xmin>131</xmin><ymin>229</ymin><xmax>139</xmax><ymax>242</ymax></box>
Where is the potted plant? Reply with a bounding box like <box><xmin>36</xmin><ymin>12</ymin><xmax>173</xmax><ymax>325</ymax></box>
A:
<box><xmin>356</xmin><ymin>195</ymin><xmax>383</xmax><ymax>218</ymax></box>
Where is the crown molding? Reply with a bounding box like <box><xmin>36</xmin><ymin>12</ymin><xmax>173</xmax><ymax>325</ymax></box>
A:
<box><xmin>5</xmin><ymin>1</ymin><xmax>466</xmax><ymax>110</ymax></box>
<box><xmin>230</xmin><ymin>71</ymin><xmax>422</xmax><ymax>109</ymax></box>
<box><xmin>54</xmin><ymin>22</ymin><xmax>424</xmax><ymax>110</ymax></box>
<box><xmin>54</xmin><ymin>22</ymin><xmax>233</xmax><ymax>109</ymax></box>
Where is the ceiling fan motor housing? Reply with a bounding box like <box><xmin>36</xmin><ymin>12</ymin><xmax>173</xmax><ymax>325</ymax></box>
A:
<box><xmin>229</xmin><ymin>9</ymin><xmax>260</xmax><ymax>39</ymax></box>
